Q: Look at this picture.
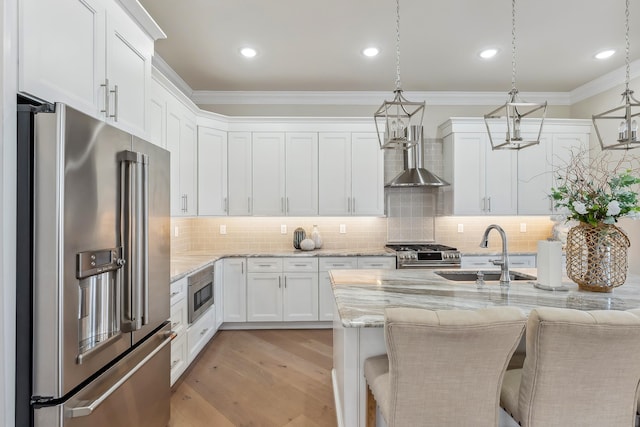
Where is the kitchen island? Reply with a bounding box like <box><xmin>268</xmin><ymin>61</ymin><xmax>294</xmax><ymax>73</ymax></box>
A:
<box><xmin>330</xmin><ymin>268</ymin><xmax>640</xmax><ymax>427</ymax></box>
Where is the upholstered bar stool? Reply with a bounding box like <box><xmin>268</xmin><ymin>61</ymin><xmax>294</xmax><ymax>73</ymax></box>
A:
<box><xmin>364</xmin><ymin>306</ymin><xmax>526</xmax><ymax>427</ymax></box>
<box><xmin>500</xmin><ymin>307</ymin><xmax>640</xmax><ymax>427</ymax></box>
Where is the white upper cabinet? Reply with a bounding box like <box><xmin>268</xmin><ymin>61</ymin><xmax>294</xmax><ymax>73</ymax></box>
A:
<box><xmin>146</xmin><ymin>77</ymin><xmax>166</xmax><ymax>148</ymax></box>
<box><xmin>19</xmin><ymin>0</ymin><xmax>160</xmax><ymax>137</ymax></box>
<box><xmin>285</xmin><ymin>133</ymin><xmax>318</xmax><ymax>215</ymax></box>
<box><xmin>166</xmin><ymin>100</ymin><xmax>197</xmax><ymax>216</ymax></box>
<box><xmin>198</xmin><ymin>127</ymin><xmax>228</xmax><ymax>216</ymax></box>
<box><xmin>318</xmin><ymin>132</ymin><xmax>384</xmax><ymax>216</ymax></box>
<box><xmin>252</xmin><ymin>133</ymin><xmax>286</xmax><ymax>215</ymax></box>
<box><xmin>440</xmin><ymin>118</ymin><xmax>591</xmax><ymax>216</ymax></box>
<box><xmin>228</xmin><ymin>132</ymin><xmax>253</xmax><ymax>216</ymax></box>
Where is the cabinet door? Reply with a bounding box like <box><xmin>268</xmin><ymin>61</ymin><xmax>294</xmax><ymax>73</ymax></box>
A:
<box><xmin>252</xmin><ymin>133</ymin><xmax>286</xmax><ymax>215</ymax></box>
<box><xmin>19</xmin><ymin>0</ymin><xmax>105</xmax><ymax>115</ymax></box>
<box><xmin>319</xmin><ymin>133</ymin><xmax>351</xmax><ymax>215</ymax></box>
<box><xmin>180</xmin><ymin>118</ymin><xmax>198</xmax><ymax>216</ymax></box>
<box><xmin>485</xmin><ymin>145</ymin><xmax>518</xmax><ymax>215</ymax></box>
<box><xmin>285</xmin><ymin>133</ymin><xmax>318</xmax><ymax>215</ymax></box>
<box><xmin>223</xmin><ymin>258</ymin><xmax>246</xmax><ymax>322</ymax></box>
<box><xmin>228</xmin><ymin>132</ymin><xmax>253</xmax><ymax>215</ymax></box>
<box><xmin>105</xmin><ymin>5</ymin><xmax>152</xmax><ymax>135</ymax></box>
<box><xmin>318</xmin><ymin>271</ymin><xmax>334</xmax><ymax>321</ymax></box>
<box><xmin>351</xmin><ymin>133</ymin><xmax>384</xmax><ymax>215</ymax></box>
<box><xmin>447</xmin><ymin>133</ymin><xmax>485</xmax><ymax>215</ymax></box>
<box><xmin>518</xmin><ymin>135</ymin><xmax>553</xmax><ymax>215</ymax></box>
<box><xmin>283</xmin><ymin>273</ymin><xmax>318</xmax><ymax>321</ymax></box>
<box><xmin>198</xmin><ymin>127</ymin><xmax>228</xmax><ymax>216</ymax></box>
<box><xmin>214</xmin><ymin>260</ymin><xmax>224</xmax><ymax>329</ymax></box>
<box><xmin>146</xmin><ymin>78</ymin><xmax>166</xmax><ymax>148</ymax></box>
<box><xmin>170</xmin><ymin>334</ymin><xmax>187</xmax><ymax>386</ymax></box>
<box><xmin>166</xmin><ymin>105</ymin><xmax>182</xmax><ymax>216</ymax></box>
<box><xmin>187</xmin><ymin>306</ymin><xmax>215</xmax><ymax>364</ymax></box>
<box><xmin>247</xmin><ymin>273</ymin><xmax>283</xmax><ymax>322</ymax></box>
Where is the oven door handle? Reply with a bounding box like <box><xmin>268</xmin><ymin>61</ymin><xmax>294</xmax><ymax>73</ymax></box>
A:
<box><xmin>398</xmin><ymin>263</ymin><xmax>461</xmax><ymax>269</ymax></box>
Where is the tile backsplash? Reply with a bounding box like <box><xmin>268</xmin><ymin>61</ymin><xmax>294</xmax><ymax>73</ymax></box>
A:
<box><xmin>171</xmin><ymin>215</ymin><xmax>554</xmax><ymax>255</ymax></box>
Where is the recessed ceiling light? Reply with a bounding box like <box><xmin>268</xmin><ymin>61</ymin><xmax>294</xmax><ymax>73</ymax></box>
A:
<box><xmin>595</xmin><ymin>49</ymin><xmax>615</xmax><ymax>60</ymax></box>
<box><xmin>240</xmin><ymin>47</ymin><xmax>257</xmax><ymax>58</ymax></box>
<box><xmin>479</xmin><ymin>48</ymin><xmax>499</xmax><ymax>59</ymax></box>
<box><xmin>362</xmin><ymin>47</ymin><xmax>380</xmax><ymax>57</ymax></box>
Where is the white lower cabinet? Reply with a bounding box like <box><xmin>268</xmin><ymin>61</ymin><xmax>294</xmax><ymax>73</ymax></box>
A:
<box><xmin>247</xmin><ymin>258</ymin><xmax>319</xmax><ymax>322</ymax></box>
<box><xmin>223</xmin><ymin>258</ymin><xmax>247</xmax><ymax>322</ymax></box>
<box><xmin>169</xmin><ymin>277</ymin><xmax>188</xmax><ymax>385</ymax></box>
<box><xmin>214</xmin><ymin>259</ymin><xmax>224</xmax><ymax>329</ymax></box>
<box><xmin>187</xmin><ymin>305</ymin><xmax>215</xmax><ymax>364</ymax></box>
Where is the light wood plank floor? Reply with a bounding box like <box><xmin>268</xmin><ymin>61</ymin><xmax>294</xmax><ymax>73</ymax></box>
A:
<box><xmin>169</xmin><ymin>329</ymin><xmax>337</xmax><ymax>427</ymax></box>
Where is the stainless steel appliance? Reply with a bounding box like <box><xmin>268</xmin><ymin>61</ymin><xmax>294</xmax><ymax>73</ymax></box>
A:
<box><xmin>16</xmin><ymin>101</ymin><xmax>171</xmax><ymax>427</ymax></box>
<box><xmin>188</xmin><ymin>265</ymin><xmax>214</xmax><ymax>324</ymax></box>
<box><xmin>386</xmin><ymin>243</ymin><xmax>461</xmax><ymax>269</ymax></box>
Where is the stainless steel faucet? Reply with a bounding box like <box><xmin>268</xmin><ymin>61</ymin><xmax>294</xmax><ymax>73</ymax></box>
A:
<box><xmin>479</xmin><ymin>224</ymin><xmax>510</xmax><ymax>286</ymax></box>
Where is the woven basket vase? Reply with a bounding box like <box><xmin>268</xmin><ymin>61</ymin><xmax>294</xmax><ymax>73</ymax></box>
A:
<box><xmin>566</xmin><ymin>223</ymin><xmax>630</xmax><ymax>292</ymax></box>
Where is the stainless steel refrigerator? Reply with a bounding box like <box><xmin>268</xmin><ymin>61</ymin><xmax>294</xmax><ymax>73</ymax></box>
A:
<box><xmin>16</xmin><ymin>101</ymin><xmax>171</xmax><ymax>427</ymax></box>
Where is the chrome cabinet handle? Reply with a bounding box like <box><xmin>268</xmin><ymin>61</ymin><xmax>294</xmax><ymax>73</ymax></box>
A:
<box><xmin>170</xmin><ymin>291</ymin><xmax>180</xmax><ymax>298</ymax></box>
<box><xmin>200</xmin><ymin>327</ymin><xmax>209</xmax><ymax>337</ymax></box>
<box><xmin>278</xmin><ymin>276</ymin><xmax>281</xmax><ymax>288</ymax></box>
<box><xmin>110</xmin><ymin>84</ymin><xmax>119</xmax><ymax>122</ymax></box>
<box><xmin>241</xmin><ymin>261</ymin><xmax>244</xmax><ymax>275</ymax></box>
<box><xmin>171</xmin><ymin>359</ymin><xmax>180</xmax><ymax>369</ymax></box>
<box><xmin>284</xmin><ymin>276</ymin><xmax>287</xmax><ymax>288</ymax></box>
<box><xmin>487</xmin><ymin>197</ymin><xmax>491</xmax><ymax>212</ymax></box>
<box><xmin>100</xmin><ymin>78</ymin><xmax>110</xmax><ymax>118</ymax></box>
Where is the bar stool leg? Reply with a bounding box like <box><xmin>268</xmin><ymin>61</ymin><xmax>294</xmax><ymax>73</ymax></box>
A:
<box><xmin>366</xmin><ymin>385</ymin><xmax>377</xmax><ymax>427</ymax></box>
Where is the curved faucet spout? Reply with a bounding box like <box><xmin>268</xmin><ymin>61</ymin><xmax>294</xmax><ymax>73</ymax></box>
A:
<box><xmin>479</xmin><ymin>224</ymin><xmax>510</xmax><ymax>286</ymax></box>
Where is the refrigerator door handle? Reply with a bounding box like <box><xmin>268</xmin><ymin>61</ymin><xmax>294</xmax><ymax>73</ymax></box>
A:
<box><xmin>65</xmin><ymin>333</ymin><xmax>172</xmax><ymax>418</ymax></box>
<box><xmin>119</xmin><ymin>150</ymin><xmax>149</xmax><ymax>331</ymax></box>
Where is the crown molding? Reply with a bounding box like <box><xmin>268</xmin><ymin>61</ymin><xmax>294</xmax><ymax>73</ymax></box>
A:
<box><xmin>152</xmin><ymin>55</ymin><xmax>193</xmax><ymax>99</ymax></box>
<box><xmin>115</xmin><ymin>0</ymin><xmax>166</xmax><ymax>40</ymax></box>
<box><xmin>191</xmin><ymin>90</ymin><xmax>571</xmax><ymax>106</ymax></box>
<box><xmin>570</xmin><ymin>59</ymin><xmax>640</xmax><ymax>104</ymax></box>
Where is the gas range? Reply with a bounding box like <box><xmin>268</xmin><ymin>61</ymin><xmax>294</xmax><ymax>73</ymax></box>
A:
<box><xmin>386</xmin><ymin>243</ymin><xmax>461</xmax><ymax>269</ymax></box>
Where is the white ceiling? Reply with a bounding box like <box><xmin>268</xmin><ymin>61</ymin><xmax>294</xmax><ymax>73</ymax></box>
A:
<box><xmin>139</xmin><ymin>0</ymin><xmax>640</xmax><ymax>95</ymax></box>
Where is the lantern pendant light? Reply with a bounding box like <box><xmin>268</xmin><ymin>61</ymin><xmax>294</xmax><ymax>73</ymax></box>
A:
<box><xmin>373</xmin><ymin>0</ymin><xmax>425</xmax><ymax>150</ymax></box>
<box><xmin>593</xmin><ymin>0</ymin><xmax>640</xmax><ymax>150</ymax></box>
<box><xmin>484</xmin><ymin>0</ymin><xmax>547</xmax><ymax>151</ymax></box>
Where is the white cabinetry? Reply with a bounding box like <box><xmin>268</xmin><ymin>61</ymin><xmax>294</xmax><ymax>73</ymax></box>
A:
<box><xmin>251</xmin><ymin>132</ymin><xmax>319</xmax><ymax>216</ymax></box>
<box><xmin>167</xmin><ymin>100</ymin><xmax>197</xmax><ymax>216</ymax></box>
<box><xmin>146</xmin><ymin>77</ymin><xmax>166</xmax><ymax>148</ymax></box>
<box><xmin>319</xmin><ymin>133</ymin><xmax>384</xmax><ymax>216</ymax></box>
<box><xmin>214</xmin><ymin>259</ymin><xmax>224</xmax><ymax>329</ymax></box>
<box><xmin>186</xmin><ymin>305</ymin><xmax>215</xmax><ymax>364</ymax></box>
<box><xmin>19</xmin><ymin>0</ymin><xmax>159</xmax><ymax>137</ymax></box>
<box><xmin>247</xmin><ymin>258</ymin><xmax>319</xmax><ymax>322</ymax></box>
<box><xmin>228</xmin><ymin>132</ymin><xmax>253</xmax><ymax>215</ymax></box>
<box><xmin>252</xmin><ymin>133</ymin><xmax>286</xmax><ymax>215</ymax></box>
<box><xmin>169</xmin><ymin>278</ymin><xmax>188</xmax><ymax>385</ymax></box>
<box><xmin>517</xmin><ymin>128</ymin><xmax>589</xmax><ymax>215</ymax></box>
<box><xmin>357</xmin><ymin>256</ymin><xmax>397</xmax><ymax>269</ymax></box>
<box><xmin>442</xmin><ymin>130</ymin><xmax>517</xmax><ymax>215</ymax></box>
<box><xmin>223</xmin><ymin>258</ymin><xmax>247</xmax><ymax>322</ymax></box>
<box><xmin>198</xmin><ymin>127</ymin><xmax>228</xmax><ymax>216</ymax></box>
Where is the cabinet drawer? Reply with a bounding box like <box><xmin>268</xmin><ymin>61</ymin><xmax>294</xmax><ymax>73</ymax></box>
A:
<box><xmin>357</xmin><ymin>256</ymin><xmax>396</xmax><ymax>269</ymax></box>
<box><xmin>170</xmin><ymin>334</ymin><xmax>187</xmax><ymax>386</ymax></box>
<box><xmin>510</xmin><ymin>255</ymin><xmax>536</xmax><ymax>268</ymax></box>
<box><xmin>283</xmin><ymin>258</ymin><xmax>318</xmax><ymax>272</ymax></box>
<box><xmin>187</xmin><ymin>306</ymin><xmax>215</xmax><ymax>364</ymax></box>
<box><xmin>170</xmin><ymin>300</ymin><xmax>187</xmax><ymax>338</ymax></box>
<box><xmin>170</xmin><ymin>277</ymin><xmax>187</xmax><ymax>306</ymax></box>
<box><xmin>248</xmin><ymin>258</ymin><xmax>283</xmax><ymax>273</ymax></box>
<box><xmin>319</xmin><ymin>257</ymin><xmax>357</xmax><ymax>271</ymax></box>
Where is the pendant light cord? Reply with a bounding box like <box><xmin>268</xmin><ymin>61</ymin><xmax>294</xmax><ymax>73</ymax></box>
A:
<box><xmin>625</xmin><ymin>0</ymin><xmax>630</xmax><ymax>92</ymax></box>
<box><xmin>511</xmin><ymin>0</ymin><xmax>517</xmax><ymax>91</ymax></box>
<box><xmin>395</xmin><ymin>0</ymin><xmax>402</xmax><ymax>91</ymax></box>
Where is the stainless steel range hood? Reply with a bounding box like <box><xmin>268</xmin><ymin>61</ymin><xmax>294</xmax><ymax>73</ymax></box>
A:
<box><xmin>385</xmin><ymin>126</ymin><xmax>449</xmax><ymax>187</ymax></box>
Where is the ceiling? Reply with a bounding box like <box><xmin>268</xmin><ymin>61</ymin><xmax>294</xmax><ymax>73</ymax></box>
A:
<box><xmin>139</xmin><ymin>0</ymin><xmax>640</xmax><ymax>95</ymax></box>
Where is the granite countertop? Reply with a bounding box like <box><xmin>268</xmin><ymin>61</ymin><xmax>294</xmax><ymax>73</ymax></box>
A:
<box><xmin>170</xmin><ymin>248</ymin><xmax>395</xmax><ymax>282</ymax></box>
<box><xmin>330</xmin><ymin>268</ymin><xmax>640</xmax><ymax>328</ymax></box>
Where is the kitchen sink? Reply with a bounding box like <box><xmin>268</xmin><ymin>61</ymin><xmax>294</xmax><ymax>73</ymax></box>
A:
<box><xmin>434</xmin><ymin>270</ymin><xmax>536</xmax><ymax>282</ymax></box>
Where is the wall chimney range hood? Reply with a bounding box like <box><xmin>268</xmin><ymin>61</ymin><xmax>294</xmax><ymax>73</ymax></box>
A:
<box><xmin>385</xmin><ymin>126</ymin><xmax>449</xmax><ymax>187</ymax></box>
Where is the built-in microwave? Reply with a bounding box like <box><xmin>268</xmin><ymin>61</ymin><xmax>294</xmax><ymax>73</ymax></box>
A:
<box><xmin>187</xmin><ymin>265</ymin><xmax>214</xmax><ymax>324</ymax></box>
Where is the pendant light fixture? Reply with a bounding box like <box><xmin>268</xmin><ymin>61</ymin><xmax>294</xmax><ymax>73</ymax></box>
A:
<box><xmin>483</xmin><ymin>0</ymin><xmax>547</xmax><ymax>150</ymax></box>
<box><xmin>374</xmin><ymin>0</ymin><xmax>425</xmax><ymax>150</ymax></box>
<box><xmin>593</xmin><ymin>0</ymin><xmax>639</xmax><ymax>150</ymax></box>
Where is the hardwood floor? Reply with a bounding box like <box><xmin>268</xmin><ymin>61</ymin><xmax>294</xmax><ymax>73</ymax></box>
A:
<box><xmin>169</xmin><ymin>329</ymin><xmax>337</xmax><ymax>427</ymax></box>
